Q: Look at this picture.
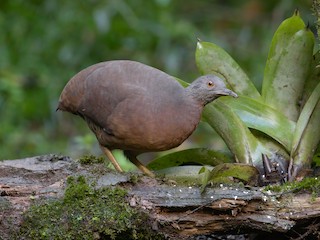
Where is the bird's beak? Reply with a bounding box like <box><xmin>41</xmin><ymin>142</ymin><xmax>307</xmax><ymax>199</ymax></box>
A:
<box><xmin>218</xmin><ymin>88</ymin><xmax>238</xmax><ymax>98</ymax></box>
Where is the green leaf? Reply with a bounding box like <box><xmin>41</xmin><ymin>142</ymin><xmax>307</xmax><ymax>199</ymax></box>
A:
<box><xmin>199</xmin><ymin>166</ymin><xmax>212</xmax><ymax>193</ymax></box>
<box><xmin>221</xmin><ymin>96</ymin><xmax>296</xmax><ymax>151</ymax></box>
<box><xmin>203</xmin><ymin>100</ymin><xmax>272</xmax><ymax>166</ymax></box>
<box><xmin>196</xmin><ymin>41</ymin><xmax>261</xmax><ymax>99</ymax></box>
<box><xmin>262</xmin><ymin>10</ymin><xmax>305</xmax><ymax>72</ymax></box>
<box><xmin>204</xmin><ymin>163</ymin><xmax>259</xmax><ymax>185</ymax></box>
<box><xmin>262</xmin><ymin>12</ymin><xmax>314</xmax><ymax>121</ymax></box>
<box><xmin>290</xmin><ymin>82</ymin><xmax>320</xmax><ymax>177</ymax></box>
<box><xmin>301</xmin><ymin>51</ymin><xmax>320</xmax><ymax>108</ymax></box>
<box><xmin>155</xmin><ymin>166</ymin><xmax>213</xmax><ymax>186</ymax></box>
<box><xmin>291</xmin><ymin>82</ymin><xmax>320</xmax><ymax>154</ymax></box>
<box><xmin>313</xmin><ymin>151</ymin><xmax>320</xmax><ymax>167</ymax></box>
<box><xmin>147</xmin><ymin>148</ymin><xmax>232</xmax><ymax>170</ymax></box>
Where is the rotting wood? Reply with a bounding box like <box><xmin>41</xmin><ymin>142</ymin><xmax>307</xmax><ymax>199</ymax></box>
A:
<box><xmin>0</xmin><ymin>155</ymin><xmax>319</xmax><ymax>239</ymax></box>
<box><xmin>129</xmin><ymin>184</ymin><xmax>320</xmax><ymax>237</ymax></box>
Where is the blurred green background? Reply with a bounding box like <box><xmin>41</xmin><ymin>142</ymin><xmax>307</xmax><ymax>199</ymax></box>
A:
<box><xmin>0</xmin><ymin>0</ymin><xmax>316</xmax><ymax>161</ymax></box>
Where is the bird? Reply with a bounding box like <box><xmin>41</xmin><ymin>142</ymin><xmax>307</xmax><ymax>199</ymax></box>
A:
<box><xmin>57</xmin><ymin>60</ymin><xmax>237</xmax><ymax>177</ymax></box>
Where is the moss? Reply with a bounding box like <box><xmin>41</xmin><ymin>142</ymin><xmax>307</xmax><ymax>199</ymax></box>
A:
<box><xmin>78</xmin><ymin>155</ymin><xmax>105</xmax><ymax>165</ymax></box>
<box><xmin>128</xmin><ymin>174</ymin><xmax>140</xmax><ymax>184</ymax></box>
<box><xmin>16</xmin><ymin>176</ymin><xmax>164</xmax><ymax>240</ymax></box>
<box><xmin>264</xmin><ymin>177</ymin><xmax>320</xmax><ymax>199</ymax></box>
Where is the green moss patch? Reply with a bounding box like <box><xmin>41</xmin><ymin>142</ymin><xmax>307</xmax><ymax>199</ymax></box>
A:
<box><xmin>264</xmin><ymin>177</ymin><xmax>320</xmax><ymax>199</ymax></box>
<box><xmin>78</xmin><ymin>155</ymin><xmax>105</xmax><ymax>165</ymax></box>
<box><xmin>16</xmin><ymin>176</ymin><xmax>163</xmax><ymax>240</ymax></box>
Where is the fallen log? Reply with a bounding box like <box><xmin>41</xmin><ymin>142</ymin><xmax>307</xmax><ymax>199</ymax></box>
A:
<box><xmin>0</xmin><ymin>155</ymin><xmax>319</xmax><ymax>239</ymax></box>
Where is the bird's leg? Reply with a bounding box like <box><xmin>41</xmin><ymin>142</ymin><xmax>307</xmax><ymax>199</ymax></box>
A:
<box><xmin>124</xmin><ymin>151</ymin><xmax>155</xmax><ymax>178</ymax></box>
<box><xmin>100</xmin><ymin>145</ymin><xmax>123</xmax><ymax>173</ymax></box>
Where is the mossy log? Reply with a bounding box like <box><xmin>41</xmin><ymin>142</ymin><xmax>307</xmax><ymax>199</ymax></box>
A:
<box><xmin>0</xmin><ymin>155</ymin><xmax>319</xmax><ymax>239</ymax></box>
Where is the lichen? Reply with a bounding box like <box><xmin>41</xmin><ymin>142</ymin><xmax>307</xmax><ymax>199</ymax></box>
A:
<box><xmin>16</xmin><ymin>176</ymin><xmax>163</xmax><ymax>240</ymax></box>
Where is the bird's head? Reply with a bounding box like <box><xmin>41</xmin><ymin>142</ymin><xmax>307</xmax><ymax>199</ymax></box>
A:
<box><xmin>186</xmin><ymin>75</ymin><xmax>238</xmax><ymax>106</ymax></box>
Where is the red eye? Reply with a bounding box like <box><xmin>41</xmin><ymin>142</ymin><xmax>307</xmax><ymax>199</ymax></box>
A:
<box><xmin>207</xmin><ymin>81</ymin><xmax>214</xmax><ymax>87</ymax></box>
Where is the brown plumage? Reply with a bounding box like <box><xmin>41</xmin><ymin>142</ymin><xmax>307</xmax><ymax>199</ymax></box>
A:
<box><xmin>57</xmin><ymin>60</ymin><xmax>237</xmax><ymax>177</ymax></box>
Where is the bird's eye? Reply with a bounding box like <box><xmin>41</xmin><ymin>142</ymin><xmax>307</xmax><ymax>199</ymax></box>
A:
<box><xmin>207</xmin><ymin>81</ymin><xmax>215</xmax><ymax>87</ymax></box>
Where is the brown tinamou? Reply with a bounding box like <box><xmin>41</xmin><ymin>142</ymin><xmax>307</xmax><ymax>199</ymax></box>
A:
<box><xmin>57</xmin><ymin>60</ymin><xmax>237</xmax><ymax>177</ymax></box>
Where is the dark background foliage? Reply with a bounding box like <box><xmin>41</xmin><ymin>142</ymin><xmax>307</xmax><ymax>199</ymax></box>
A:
<box><xmin>0</xmin><ymin>0</ymin><xmax>315</xmax><ymax>160</ymax></box>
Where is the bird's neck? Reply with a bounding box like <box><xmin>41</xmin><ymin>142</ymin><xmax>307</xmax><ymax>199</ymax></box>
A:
<box><xmin>184</xmin><ymin>87</ymin><xmax>208</xmax><ymax>107</ymax></box>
